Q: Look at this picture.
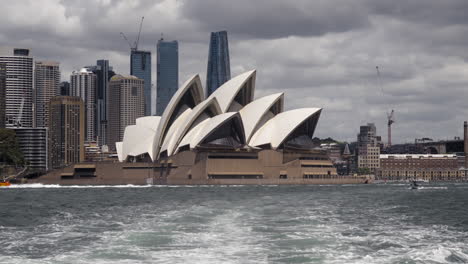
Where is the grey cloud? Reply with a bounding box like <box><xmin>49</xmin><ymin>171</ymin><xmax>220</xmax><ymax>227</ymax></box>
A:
<box><xmin>181</xmin><ymin>0</ymin><xmax>371</xmax><ymax>39</ymax></box>
<box><xmin>1</xmin><ymin>0</ymin><xmax>468</xmax><ymax>143</ymax></box>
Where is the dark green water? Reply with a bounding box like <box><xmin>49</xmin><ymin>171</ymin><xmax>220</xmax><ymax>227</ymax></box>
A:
<box><xmin>1</xmin><ymin>183</ymin><xmax>467</xmax><ymax>263</ymax></box>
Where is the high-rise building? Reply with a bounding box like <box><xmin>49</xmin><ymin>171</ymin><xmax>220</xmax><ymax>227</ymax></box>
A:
<box><xmin>48</xmin><ymin>96</ymin><xmax>85</xmax><ymax>168</ymax></box>
<box><xmin>108</xmin><ymin>75</ymin><xmax>144</xmax><ymax>151</ymax></box>
<box><xmin>10</xmin><ymin>127</ymin><xmax>48</xmax><ymax>171</ymax></box>
<box><xmin>0</xmin><ymin>47</ymin><xmax>34</xmax><ymax>128</ymax></box>
<box><xmin>0</xmin><ymin>63</ymin><xmax>5</xmax><ymax>128</ymax></box>
<box><xmin>60</xmin><ymin>81</ymin><xmax>70</xmax><ymax>96</ymax></box>
<box><xmin>130</xmin><ymin>50</ymin><xmax>151</xmax><ymax>115</ymax></box>
<box><xmin>156</xmin><ymin>38</ymin><xmax>178</xmax><ymax>116</ymax></box>
<box><xmin>34</xmin><ymin>61</ymin><xmax>60</xmax><ymax>128</ymax></box>
<box><xmin>357</xmin><ymin>123</ymin><xmax>381</xmax><ymax>171</ymax></box>
<box><xmin>85</xmin><ymin>60</ymin><xmax>115</xmax><ymax>146</ymax></box>
<box><xmin>70</xmin><ymin>68</ymin><xmax>97</xmax><ymax>142</ymax></box>
<box><xmin>206</xmin><ymin>31</ymin><xmax>231</xmax><ymax>96</ymax></box>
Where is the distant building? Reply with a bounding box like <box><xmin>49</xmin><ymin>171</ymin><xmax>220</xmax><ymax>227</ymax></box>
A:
<box><xmin>320</xmin><ymin>143</ymin><xmax>342</xmax><ymax>162</ymax></box>
<box><xmin>156</xmin><ymin>38</ymin><xmax>178</xmax><ymax>116</ymax></box>
<box><xmin>379</xmin><ymin>154</ymin><xmax>466</xmax><ymax>181</ymax></box>
<box><xmin>108</xmin><ymin>75</ymin><xmax>145</xmax><ymax>151</ymax></box>
<box><xmin>0</xmin><ymin>47</ymin><xmax>33</xmax><ymax>128</ymax></box>
<box><xmin>357</xmin><ymin>123</ymin><xmax>381</xmax><ymax>171</ymax></box>
<box><xmin>0</xmin><ymin>63</ymin><xmax>5</xmax><ymax>128</ymax></box>
<box><xmin>85</xmin><ymin>60</ymin><xmax>115</xmax><ymax>146</ymax></box>
<box><xmin>70</xmin><ymin>68</ymin><xmax>97</xmax><ymax>142</ymax></box>
<box><xmin>130</xmin><ymin>50</ymin><xmax>151</xmax><ymax>116</ymax></box>
<box><xmin>60</xmin><ymin>81</ymin><xmax>70</xmax><ymax>96</ymax></box>
<box><xmin>11</xmin><ymin>127</ymin><xmax>48</xmax><ymax>171</ymax></box>
<box><xmin>34</xmin><ymin>61</ymin><xmax>60</xmax><ymax>128</ymax></box>
<box><xmin>206</xmin><ymin>31</ymin><xmax>230</xmax><ymax>96</ymax></box>
<box><xmin>48</xmin><ymin>96</ymin><xmax>85</xmax><ymax>168</ymax></box>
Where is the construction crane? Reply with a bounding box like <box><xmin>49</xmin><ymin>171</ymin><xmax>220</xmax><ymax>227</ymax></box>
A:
<box><xmin>120</xmin><ymin>16</ymin><xmax>145</xmax><ymax>51</ymax></box>
<box><xmin>376</xmin><ymin>66</ymin><xmax>395</xmax><ymax>147</ymax></box>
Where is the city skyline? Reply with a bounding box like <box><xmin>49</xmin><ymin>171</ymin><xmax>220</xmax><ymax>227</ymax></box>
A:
<box><xmin>1</xmin><ymin>0</ymin><xmax>468</xmax><ymax>143</ymax></box>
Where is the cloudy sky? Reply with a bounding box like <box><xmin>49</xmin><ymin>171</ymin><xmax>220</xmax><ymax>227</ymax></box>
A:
<box><xmin>1</xmin><ymin>0</ymin><xmax>468</xmax><ymax>143</ymax></box>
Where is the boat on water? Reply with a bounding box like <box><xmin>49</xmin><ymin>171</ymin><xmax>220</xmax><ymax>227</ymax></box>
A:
<box><xmin>410</xmin><ymin>180</ymin><xmax>420</xmax><ymax>190</ymax></box>
<box><xmin>0</xmin><ymin>181</ymin><xmax>11</xmax><ymax>187</ymax></box>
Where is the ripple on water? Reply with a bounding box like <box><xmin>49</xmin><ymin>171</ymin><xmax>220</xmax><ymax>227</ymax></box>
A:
<box><xmin>1</xmin><ymin>184</ymin><xmax>468</xmax><ymax>263</ymax></box>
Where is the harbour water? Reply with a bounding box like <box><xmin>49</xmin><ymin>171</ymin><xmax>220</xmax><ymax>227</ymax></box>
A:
<box><xmin>1</xmin><ymin>183</ymin><xmax>467</xmax><ymax>263</ymax></box>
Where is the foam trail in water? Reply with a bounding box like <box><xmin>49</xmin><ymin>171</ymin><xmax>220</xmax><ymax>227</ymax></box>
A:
<box><xmin>1</xmin><ymin>183</ymin><xmax>153</xmax><ymax>189</ymax></box>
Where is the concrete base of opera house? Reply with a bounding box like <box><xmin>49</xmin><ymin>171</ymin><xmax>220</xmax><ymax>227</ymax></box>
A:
<box><xmin>30</xmin><ymin>149</ymin><xmax>372</xmax><ymax>185</ymax></box>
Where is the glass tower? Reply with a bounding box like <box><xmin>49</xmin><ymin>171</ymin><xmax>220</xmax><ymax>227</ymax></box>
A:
<box><xmin>130</xmin><ymin>50</ymin><xmax>152</xmax><ymax>116</ymax></box>
<box><xmin>85</xmin><ymin>60</ymin><xmax>115</xmax><ymax>146</ymax></box>
<box><xmin>156</xmin><ymin>39</ymin><xmax>178</xmax><ymax>116</ymax></box>
<box><xmin>206</xmin><ymin>31</ymin><xmax>231</xmax><ymax>96</ymax></box>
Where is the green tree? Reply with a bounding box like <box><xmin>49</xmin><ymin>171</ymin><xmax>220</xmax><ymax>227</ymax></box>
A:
<box><xmin>357</xmin><ymin>167</ymin><xmax>371</xmax><ymax>175</ymax></box>
<box><xmin>0</xmin><ymin>129</ymin><xmax>25</xmax><ymax>166</ymax></box>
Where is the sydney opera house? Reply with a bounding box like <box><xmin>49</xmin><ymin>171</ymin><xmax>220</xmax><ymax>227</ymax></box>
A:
<box><xmin>37</xmin><ymin>70</ymin><xmax>368</xmax><ymax>185</ymax></box>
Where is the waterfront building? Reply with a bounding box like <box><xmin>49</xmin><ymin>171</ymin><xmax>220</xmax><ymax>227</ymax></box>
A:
<box><xmin>34</xmin><ymin>61</ymin><xmax>60</xmax><ymax>128</ymax></box>
<box><xmin>156</xmin><ymin>38</ymin><xmax>178</xmax><ymax>116</ymax></box>
<box><xmin>379</xmin><ymin>154</ymin><xmax>466</xmax><ymax>181</ymax></box>
<box><xmin>10</xmin><ymin>127</ymin><xmax>48</xmax><ymax>171</ymax></box>
<box><xmin>130</xmin><ymin>50</ymin><xmax>151</xmax><ymax>115</ymax></box>
<box><xmin>60</xmin><ymin>81</ymin><xmax>70</xmax><ymax>96</ymax></box>
<box><xmin>85</xmin><ymin>60</ymin><xmax>115</xmax><ymax>146</ymax></box>
<box><xmin>0</xmin><ymin>63</ymin><xmax>5</xmax><ymax>128</ymax></box>
<box><xmin>108</xmin><ymin>75</ymin><xmax>145</xmax><ymax>151</ymax></box>
<box><xmin>206</xmin><ymin>31</ymin><xmax>231</xmax><ymax>96</ymax></box>
<box><xmin>357</xmin><ymin>123</ymin><xmax>381</xmax><ymax>171</ymax></box>
<box><xmin>48</xmin><ymin>96</ymin><xmax>85</xmax><ymax>168</ymax></box>
<box><xmin>70</xmin><ymin>68</ymin><xmax>97</xmax><ymax>142</ymax></box>
<box><xmin>0</xmin><ymin>47</ymin><xmax>33</xmax><ymax>128</ymax></box>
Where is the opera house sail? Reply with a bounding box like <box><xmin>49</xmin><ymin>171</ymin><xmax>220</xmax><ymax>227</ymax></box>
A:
<box><xmin>37</xmin><ymin>70</ymin><xmax>369</xmax><ymax>185</ymax></box>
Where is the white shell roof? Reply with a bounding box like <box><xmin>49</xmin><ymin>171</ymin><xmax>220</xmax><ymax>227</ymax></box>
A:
<box><xmin>153</xmin><ymin>74</ymin><xmax>204</xmax><ymax>158</ymax></box>
<box><xmin>176</xmin><ymin>112</ymin><xmax>240</xmax><ymax>153</ymax></box>
<box><xmin>160</xmin><ymin>108</ymin><xmax>193</xmax><ymax>156</ymax></box>
<box><xmin>208</xmin><ymin>70</ymin><xmax>256</xmax><ymax>113</ymax></box>
<box><xmin>249</xmin><ymin>108</ymin><xmax>322</xmax><ymax>149</ymax></box>
<box><xmin>122</xmin><ymin>125</ymin><xmax>157</xmax><ymax>161</ymax></box>
<box><xmin>136</xmin><ymin>116</ymin><xmax>161</xmax><ymax>131</ymax></box>
<box><xmin>239</xmin><ymin>93</ymin><xmax>284</xmax><ymax>143</ymax></box>
<box><xmin>161</xmin><ymin>97</ymin><xmax>222</xmax><ymax>157</ymax></box>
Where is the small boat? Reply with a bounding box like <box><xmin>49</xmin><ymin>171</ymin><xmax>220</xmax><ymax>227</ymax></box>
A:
<box><xmin>0</xmin><ymin>181</ymin><xmax>11</xmax><ymax>187</ymax></box>
<box><xmin>410</xmin><ymin>180</ymin><xmax>419</xmax><ymax>190</ymax></box>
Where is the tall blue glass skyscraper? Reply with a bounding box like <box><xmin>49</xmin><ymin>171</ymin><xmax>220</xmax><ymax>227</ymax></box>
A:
<box><xmin>130</xmin><ymin>50</ymin><xmax>152</xmax><ymax>116</ymax></box>
<box><xmin>156</xmin><ymin>39</ymin><xmax>178</xmax><ymax>116</ymax></box>
<box><xmin>206</xmin><ymin>31</ymin><xmax>231</xmax><ymax>96</ymax></box>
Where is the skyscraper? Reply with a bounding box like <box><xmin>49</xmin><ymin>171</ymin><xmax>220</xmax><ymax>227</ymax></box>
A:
<box><xmin>34</xmin><ymin>61</ymin><xmax>60</xmax><ymax>128</ymax></box>
<box><xmin>85</xmin><ymin>60</ymin><xmax>115</xmax><ymax>146</ymax></box>
<box><xmin>48</xmin><ymin>96</ymin><xmax>85</xmax><ymax>168</ymax></box>
<box><xmin>108</xmin><ymin>75</ymin><xmax>145</xmax><ymax>151</ymax></box>
<box><xmin>11</xmin><ymin>127</ymin><xmax>48</xmax><ymax>171</ymax></box>
<box><xmin>0</xmin><ymin>63</ymin><xmax>5</xmax><ymax>128</ymax></box>
<box><xmin>206</xmin><ymin>31</ymin><xmax>231</xmax><ymax>96</ymax></box>
<box><xmin>156</xmin><ymin>38</ymin><xmax>178</xmax><ymax>116</ymax></box>
<box><xmin>0</xmin><ymin>47</ymin><xmax>33</xmax><ymax>128</ymax></box>
<box><xmin>70</xmin><ymin>68</ymin><xmax>97</xmax><ymax>142</ymax></box>
<box><xmin>130</xmin><ymin>50</ymin><xmax>151</xmax><ymax>116</ymax></box>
